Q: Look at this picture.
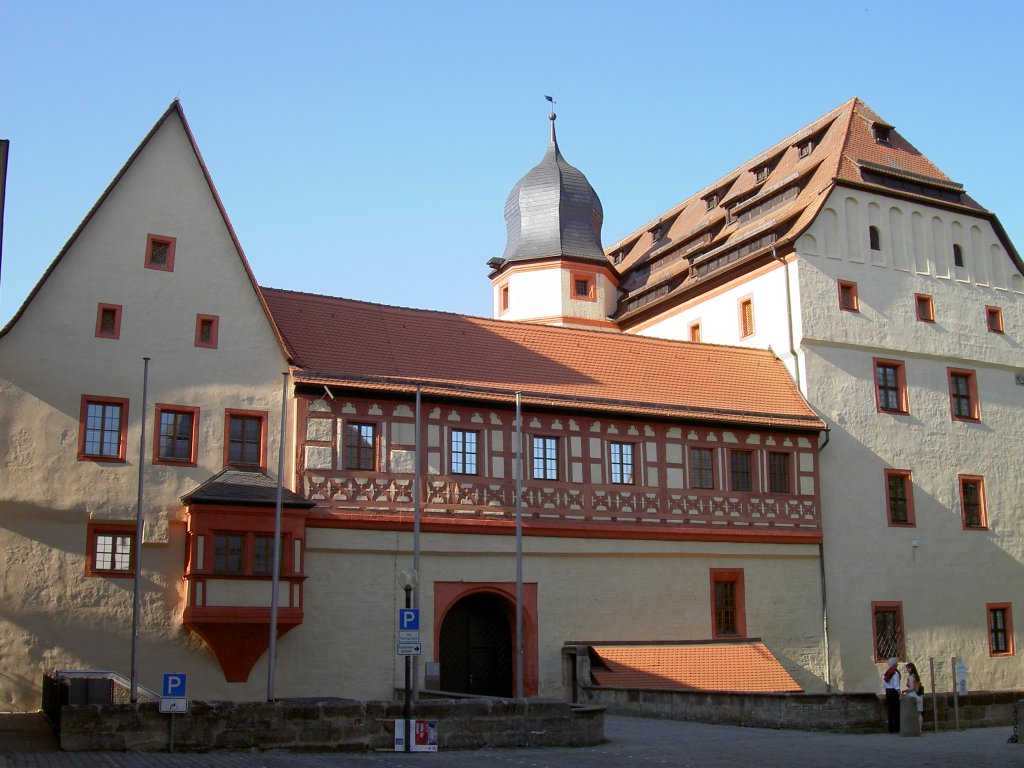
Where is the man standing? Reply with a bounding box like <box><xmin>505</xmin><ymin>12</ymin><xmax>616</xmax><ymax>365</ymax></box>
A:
<box><xmin>882</xmin><ymin>657</ymin><xmax>901</xmax><ymax>733</ymax></box>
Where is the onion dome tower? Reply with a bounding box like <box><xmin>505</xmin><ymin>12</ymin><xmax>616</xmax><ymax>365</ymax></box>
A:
<box><xmin>487</xmin><ymin>112</ymin><xmax>618</xmax><ymax>328</ymax></box>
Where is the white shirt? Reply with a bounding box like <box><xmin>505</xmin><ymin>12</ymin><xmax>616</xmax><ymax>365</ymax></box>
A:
<box><xmin>883</xmin><ymin>669</ymin><xmax>901</xmax><ymax>690</ymax></box>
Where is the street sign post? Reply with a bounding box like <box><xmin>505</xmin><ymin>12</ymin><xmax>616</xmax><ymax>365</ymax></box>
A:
<box><xmin>397</xmin><ymin>641</ymin><xmax>422</xmax><ymax>656</ymax></box>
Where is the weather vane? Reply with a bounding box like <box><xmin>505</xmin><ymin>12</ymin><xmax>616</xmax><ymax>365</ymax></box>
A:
<box><xmin>545</xmin><ymin>94</ymin><xmax>556</xmax><ymax>121</ymax></box>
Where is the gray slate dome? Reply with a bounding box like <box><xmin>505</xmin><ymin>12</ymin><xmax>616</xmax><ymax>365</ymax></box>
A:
<box><xmin>500</xmin><ymin>115</ymin><xmax>606</xmax><ymax>266</ymax></box>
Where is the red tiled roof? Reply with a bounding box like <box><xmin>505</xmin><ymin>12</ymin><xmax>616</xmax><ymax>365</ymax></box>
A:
<box><xmin>589</xmin><ymin>642</ymin><xmax>802</xmax><ymax>693</ymax></box>
<box><xmin>261</xmin><ymin>288</ymin><xmax>824</xmax><ymax>431</ymax></box>
<box><xmin>609</xmin><ymin>98</ymin><xmax>1013</xmax><ymax>325</ymax></box>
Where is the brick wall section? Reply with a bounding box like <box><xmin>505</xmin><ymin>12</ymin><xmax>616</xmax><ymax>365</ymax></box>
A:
<box><xmin>58</xmin><ymin>698</ymin><xmax>604</xmax><ymax>752</ymax></box>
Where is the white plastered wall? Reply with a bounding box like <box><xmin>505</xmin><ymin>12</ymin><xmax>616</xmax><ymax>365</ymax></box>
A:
<box><xmin>0</xmin><ymin>111</ymin><xmax>289</xmax><ymax>709</ymax></box>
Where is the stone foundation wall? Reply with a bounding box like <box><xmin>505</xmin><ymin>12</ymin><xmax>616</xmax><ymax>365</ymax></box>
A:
<box><xmin>58</xmin><ymin>697</ymin><xmax>604</xmax><ymax>752</ymax></box>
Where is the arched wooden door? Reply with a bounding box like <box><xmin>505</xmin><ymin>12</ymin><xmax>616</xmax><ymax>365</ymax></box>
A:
<box><xmin>438</xmin><ymin>592</ymin><xmax>513</xmax><ymax>697</ymax></box>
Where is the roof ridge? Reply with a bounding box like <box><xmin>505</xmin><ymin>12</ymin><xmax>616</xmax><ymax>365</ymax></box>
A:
<box><xmin>260</xmin><ymin>285</ymin><xmax>778</xmax><ymax>357</ymax></box>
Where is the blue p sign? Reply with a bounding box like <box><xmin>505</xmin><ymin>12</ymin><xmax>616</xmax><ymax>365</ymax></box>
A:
<box><xmin>399</xmin><ymin>608</ymin><xmax>419</xmax><ymax>631</ymax></box>
<box><xmin>163</xmin><ymin>673</ymin><xmax>187</xmax><ymax>697</ymax></box>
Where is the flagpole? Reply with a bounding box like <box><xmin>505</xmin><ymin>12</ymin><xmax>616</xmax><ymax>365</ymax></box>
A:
<box><xmin>129</xmin><ymin>356</ymin><xmax>150</xmax><ymax>703</ymax></box>
<box><xmin>267</xmin><ymin>371</ymin><xmax>289</xmax><ymax>701</ymax></box>
<box><xmin>515</xmin><ymin>392</ymin><xmax>523</xmax><ymax>699</ymax></box>
<box><xmin>412</xmin><ymin>383</ymin><xmax>421</xmax><ymax>699</ymax></box>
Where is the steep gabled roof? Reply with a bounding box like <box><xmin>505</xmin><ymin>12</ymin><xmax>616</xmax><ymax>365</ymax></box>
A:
<box><xmin>0</xmin><ymin>101</ymin><xmax>291</xmax><ymax>359</ymax></box>
<box><xmin>609</xmin><ymin>98</ymin><xmax>1021</xmax><ymax>326</ymax></box>
<box><xmin>262</xmin><ymin>287</ymin><xmax>824</xmax><ymax>431</ymax></box>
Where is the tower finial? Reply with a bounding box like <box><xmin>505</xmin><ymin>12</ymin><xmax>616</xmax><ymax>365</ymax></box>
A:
<box><xmin>545</xmin><ymin>95</ymin><xmax>557</xmax><ymax>144</ymax></box>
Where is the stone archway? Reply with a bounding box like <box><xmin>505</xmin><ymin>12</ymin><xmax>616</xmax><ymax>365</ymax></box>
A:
<box><xmin>438</xmin><ymin>592</ymin><xmax>513</xmax><ymax>697</ymax></box>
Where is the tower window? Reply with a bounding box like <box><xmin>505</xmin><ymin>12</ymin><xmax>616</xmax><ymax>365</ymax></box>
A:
<box><xmin>953</xmin><ymin>244</ymin><xmax>965</xmax><ymax>268</ymax></box>
<box><xmin>868</xmin><ymin>226</ymin><xmax>881</xmax><ymax>251</ymax></box>
<box><xmin>571</xmin><ymin>273</ymin><xmax>595</xmax><ymax>301</ymax></box>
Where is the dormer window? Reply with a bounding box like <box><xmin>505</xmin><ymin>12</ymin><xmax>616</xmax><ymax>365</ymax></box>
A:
<box><xmin>650</xmin><ymin>225</ymin><xmax>664</xmax><ymax>244</ymax></box>
<box><xmin>612</xmin><ymin>249</ymin><xmax>627</xmax><ymax>265</ymax></box>
<box><xmin>872</xmin><ymin>123</ymin><xmax>892</xmax><ymax>144</ymax></box>
<box><xmin>704</xmin><ymin>193</ymin><xmax>719</xmax><ymax>211</ymax></box>
<box><xmin>798</xmin><ymin>140</ymin><xmax>814</xmax><ymax>159</ymax></box>
<box><xmin>755</xmin><ymin>166</ymin><xmax>769</xmax><ymax>184</ymax></box>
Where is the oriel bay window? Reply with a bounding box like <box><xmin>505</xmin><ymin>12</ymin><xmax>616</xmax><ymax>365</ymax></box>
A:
<box><xmin>211</xmin><ymin>532</ymin><xmax>286</xmax><ymax>576</ymax></box>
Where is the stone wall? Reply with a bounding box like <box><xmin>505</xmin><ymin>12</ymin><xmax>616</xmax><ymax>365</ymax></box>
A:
<box><xmin>577</xmin><ymin>685</ymin><xmax>1023</xmax><ymax>733</ymax></box>
<box><xmin>58</xmin><ymin>698</ymin><xmax>604</xmax><ymax>752</ymax></box>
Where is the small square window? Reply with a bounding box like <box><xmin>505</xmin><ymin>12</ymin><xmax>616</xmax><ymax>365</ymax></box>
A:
<box><xmin>688</xmin><ymin>321</ymin><xmax>702</xmax><ymax>343</ymax></box>
<box><xmin>532</xmin><ymin>436</ymin><xmax>559</xmax><ymax>480</ymax></box>
<box><xmin>571</xmin><ymin>273</ymin><xmax>595</xmax><ymax>301</ymax></box>
<box><xmin>225</xmin><ymin>410</ymin><xmax>267</xmax><ymax>470</ymax></box>
<box><xmin>915</xmin><ymin>294</ymin><xmax>935</xmax><ymax>323</ymax></box>
<box><xmin>710</xmin><ymin>569</ymin><xmax>745</xmax><ymax>639</ymax></box>
<box><xmin>95</xmin><ymin>303</ymin><xmax>122</xmax><ymax>339</ymax></box>
<box><xmin>145</xmin><ymin>234</ymin><xmax>176</xmax><ymax>271</ymax></box>
<box><xmin>872</xmin><ymin>602</ymin><xmax>904</xmax><ymax>662</ymax></box>
<box><xmin>155</xmin><ymin>404</ymin><xmax>199</xmax><ymax>466</ymax></box>
<box><xmin>986</xmin><ymin>306</ymin><xmax>1004</xmax><ymax>334</ymax></box>
<box><xmin>344</xmin><ymin>422</ymin><xmax>377</xmax><ymax>471</ymax></box>
<box><xmin>79</xmin><ymin>395</ymin><xmax>129</xmax><ymax>462</ymax></box>
<box><xmin>948</xmin><ymin>369</ymin><xmax>979</xmax><ymax>422</ymax></box>
<box><xmin>195</xmin><ymin>314</ymin><xmax>219</xmax><ymax>349</ymax></box>
<box><xmin>451</xmin><ymin>429</ymin><xmax>478</xmax><ymax>475</ymax></box>
<box><xmin>959</xmin><ymin>475</ymin><xmax>987</xmax><ymax>529</ymax></box>
<box><xmin>838</xmin><ymin>280</ymin><xmax>859</xmax><ymax>312</ymax></box>
<box><xmin>610</xmin><ymin>442</ymin><xmax>634</xmax><ymax>485</ymax></box>
<box><xmin>874</xmin><ymin>359</ymin><xmax>908</xmax><ymax>414</ymax></box>
<box><xmin>87</xmin><ymin>524</ymin><xmax>136</xmax><ymax>577</ymax></box>
<box><xmin>768</xmin><ymin>452</ymin><xmax>790</xmax><ymax>494</ymax></box>
<box><xmin>738</xmin><ymin>297</ymin><xmax>755</xmax><ymax>338</ymax></box>
<box><xmin>988</xmin><ymin>603</ymin><xmax>1014</xmax><ymax>656</ymax></box>
<box><xmin>884</xmin><ymin>469</ymin><xmax>915</xmax><ymax>526</ymax></box>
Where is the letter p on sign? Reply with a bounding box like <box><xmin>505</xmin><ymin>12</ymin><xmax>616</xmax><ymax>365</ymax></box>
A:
<box><xmin>399</xmin><ymin>608</ymin><xmax>419</xmax><ymax>631</ymax></box>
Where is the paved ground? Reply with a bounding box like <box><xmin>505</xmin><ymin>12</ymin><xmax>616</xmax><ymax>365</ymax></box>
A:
<box><xmin>1</xmin><ymin>713</ymin><xmax>1020</xmax><ymax>767</ymax></box>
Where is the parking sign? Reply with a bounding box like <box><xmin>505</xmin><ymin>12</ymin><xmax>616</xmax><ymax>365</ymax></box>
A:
<box><xmin>399</xmin><ymin>608</ymin><xmax>419</xmax><ymax>631</ymax></box>
<box><xmin>163</xmin><ymin>673</ymin><xmax>187</xmax><ymax>697</ymax></box>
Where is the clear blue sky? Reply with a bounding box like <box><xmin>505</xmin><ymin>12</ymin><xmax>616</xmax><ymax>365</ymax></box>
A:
<box><xmin>3</xmin><ymin>0</ymin><xmax>1022</xmax><ymax>327</ymax></box>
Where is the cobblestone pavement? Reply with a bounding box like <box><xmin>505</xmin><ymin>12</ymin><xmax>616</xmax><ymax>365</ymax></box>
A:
<box><xmin>1</xmin><ymin>715</ymin><xmax>1020</xmax><ymax>768</ymax></box>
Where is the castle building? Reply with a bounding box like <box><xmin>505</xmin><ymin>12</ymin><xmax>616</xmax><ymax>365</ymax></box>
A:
<box><xmin>0</xmin><ymin>98</ymin><xmax>1018</xmax><ymax>710</ymax></box>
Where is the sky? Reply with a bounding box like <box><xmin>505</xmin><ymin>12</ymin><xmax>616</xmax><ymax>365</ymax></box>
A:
<box><xmin>2</xmin><ymin>0</ymin><xmax>1022</xmax><ymax>327</ymax></box>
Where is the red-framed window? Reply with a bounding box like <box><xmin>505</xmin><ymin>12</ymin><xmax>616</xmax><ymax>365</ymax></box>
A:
<box><xmin>531</xmin><ymin>435</ymin><xmax>559</xmax><ymax>480</ymax></box>
<box><xmin>571</xmin><ymin>271</ymin><xmax>596</xmax><ymax>302</ymax></box>
<box><xmin>86</xmin><ymin>523</ymin><xmax>135</xmax><ymax>577</ymax></box>
<box><xmin>95</xmin><ymin>303</ymin><xmax>122</xmax><ymax>339</ymax></box>
<box><xmin>873</xmin><ymin>358</ymin><xmax>908</xmax><ymax>414</ymax></box>
<box><xmin>959</xmin><ymin>475</ymin><xmax>987</xmax><ymax>529</ymax></box>
<box><xmin>224</xmin><ymin>409</ymin><xmax>267</xmax><ymax>470</ymax></box>
<box><xmin>738</xmin><ymin>296</ymin><xmax>755</xmax><ymax>338</ymax></box>
<box><xmin>609</xmin><ymin>442</ymin><xmax>634</xmax><ymax>485</ymax></box>
<box><xmin>450</xmin><ymin>429</ymin><xmax>478</xmax><ymax>475</ymax></box>
<box><xmin>710</xmin><ymin>569</ymin><xmax>746</xmax><ymax>639</ymax></box>
<box><xmin>988</xmin><ymin>603</ymin><xmax>1014</xmax><ymax>657</ymax></box>
<box><xmin>344</xmin><ymin>421</ymin><xmax>378</xmax><ymax>471</ymax></box>
<box><xmin>154</xmin><ymin>404</ymin><xmax>199</xmax><ymax>466</ymax></box>
<box><xmin>145</xmin><ymin>233</ymin><xmax>176</xmax><ymax>272</ymax></box>
<box><xmin>500</xmin><ymin>283</ymin><xmax>510</xmax><ymax>314</ymax></box>
<box><xmin>767</xmin><ymin>452</ymin><xmax>791</xmax><ymax>494</ymax></box>
<box><xmin>689</xmin><ymin>447</ymin><xmax>714</xmax><ymax>489</ymax></box>
<box><xmin>730</xmin><ymin>450</ymin><xmax>753</xmax><ymax>492</ymax></box>
<box><xmin>78</xmin><ymin>395</ymin><xmax>129</xmax><ymax>462</ymax></box>
<box><xmin>688</xmin><ymin>321</ymin><xmax>702</xmax><ymax>342</ymax></box>
<box><xmin>915</xmin><ymin>293</ymin><xmax>935</xmax><ymax>323</ymax></box>
<box><xmin>948</xmin><ymin>368</ymin><xmax>980</xmax><ymax>422</ymax></box>
<box><xmin>986</xmin><ymin>306</ymin><xmax>1004</xmax><ymax>334</ymax></box>
<box><xmin>872</xmin><ymin>601</ymin><xmax>905</xmax><ymax>662</ymax></box>
<box><xmin>195</xmin><ymin>314</ymin><xmax>219</xmax><ymax>349</ymax></box>
<box><xmin>838</xmin><ymin>280</ymin><xmax>859</xmax><ymax>312</ymax></box>
<box><xmin>884</xmin><ymin>469</ymin><xmax>915</xmax><ymax>526</ymax></box>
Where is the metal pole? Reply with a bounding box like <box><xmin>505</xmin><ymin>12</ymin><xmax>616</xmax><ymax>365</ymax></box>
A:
<box><xmin>514</xmin><ymin>392</ymin><xmax>523</xmax><ymax>699</ymax></box>
<box><xmin>951</xmin><ymin>656</ymin><xmax>960</xmax><ymax>730</ymax></box>
<box><xmin>817</xmin><ymin>542</ymin><xmax>831</xmax><ymax>691</ymax></box>
<box><xmin>929</xmin><ymin>657</ymin><xmax>937</xmax><ymax>733</ymax></box>
<box><xmin>267</xmin><ymin>371</ymin><xmax>289</xmax><ymax>701</ymax></box>
<box><xmin>130</xmin><ymin>356</ymin><xmax>150</xmax><ymax>703</ymax></box>
<box><xmin>412</xmin><ymin>384</ymin><xmax>421</xmax><ymax>700</ymax></box>
<box><xmin>403</xmin><ymin>584</ymin><xmax>413</xmax><ymax>752</ymax></box>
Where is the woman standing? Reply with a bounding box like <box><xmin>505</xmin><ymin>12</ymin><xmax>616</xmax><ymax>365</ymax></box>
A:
<box><xmin>904</xmin><ymin>662</ymin><xmax>924</xmax><ymax>731</ymax></box>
